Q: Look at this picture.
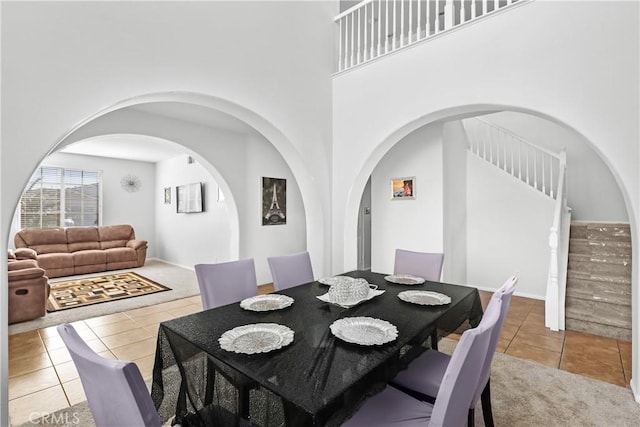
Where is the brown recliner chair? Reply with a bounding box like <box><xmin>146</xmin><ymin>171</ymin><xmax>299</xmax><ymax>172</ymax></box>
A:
<box><xmin>8</xmin><ymin>250</ymin><xmax>51</xmax><ymax>324</ymax></box>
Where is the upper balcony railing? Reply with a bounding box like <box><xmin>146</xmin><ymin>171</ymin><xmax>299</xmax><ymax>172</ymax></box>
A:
<box><xmin>334</xmin><ymin>0</ymin><xmax>527</xmax><ymax>73</ymax></box>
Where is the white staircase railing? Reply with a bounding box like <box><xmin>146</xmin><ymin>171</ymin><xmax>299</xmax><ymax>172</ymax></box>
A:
<box><xmin>334</xmin><ymin>0</ymin><xmax>529</xmax><ymax>73</ymax></box>
<box><xmin>464</xmin><ymin>117</ymin><xmax>561</xmax><ymax>199</ymax></box>
<box><xmin>463</xmin><ymin>117</ymin><xmax>570</xmax><ymax>331</ymax></box>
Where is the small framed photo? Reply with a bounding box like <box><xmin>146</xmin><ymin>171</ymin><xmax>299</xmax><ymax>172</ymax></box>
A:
<box><xmin>164</xmin><ymin>187</ymin><xmax>171</xmax><ymax>204</ymax></box>
<box><xmin>391</xmin><ymin>177</ymin><xmax>416</xmax><ymax>200</ymax></box>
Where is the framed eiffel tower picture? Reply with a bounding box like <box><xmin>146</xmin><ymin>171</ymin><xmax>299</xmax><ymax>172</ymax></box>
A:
<box><xmin>262</xmin><ymin>177</ymin><xmax>287</xmax><ymax>226</ymax></box>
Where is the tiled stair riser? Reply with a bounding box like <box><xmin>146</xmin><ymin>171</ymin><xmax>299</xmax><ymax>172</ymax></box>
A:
<box><xmin>569</xmin><ymin>224</ymin><xmax>631</xmax><ymax>242</ymax></box>
<box><xmin>567</xmin><ymin>254</ymin><xmax>631</xmax><ymax>277</ymax></box>
<box><xmin>566</xmin><ymin>274</ymin><xmax>631</xmax><ymax>307</ymax></box>
<box><xmin>565</xmin><ymin>318</ymin><xmax>632</xmax><ymax>342</ymax></box>
<box><xmin>568</xmin><ymin>238</ymin><xmax>632</xmax><ymax>257</ymax></box>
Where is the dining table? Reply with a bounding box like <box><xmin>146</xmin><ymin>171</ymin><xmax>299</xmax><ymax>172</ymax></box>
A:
<box><xmin>150</xmin><ymin>270</ymin><xmax>483</xmax><ymax>427</ymax></box>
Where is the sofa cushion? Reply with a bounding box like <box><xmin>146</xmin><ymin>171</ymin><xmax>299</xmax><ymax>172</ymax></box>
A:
<box><xmin>15</xmin><ymin>228</ymin><xmax>69</xmax><ymax>254</ymax></box>
<box><xmin>37</xmin><ymin>252</ymin><xmax>74</xmax><ymax>271</ymax></box>
<box><xmin>67</xmin><ymin>227</ymin><xmax>101</xmax><ymax>252</ymax></box>
<box><xmin>99</xmin><ymin>225</ymin><xmax>135</xmax><ymax>250</ymax></box>
<box><xmin>104</xmin><ymin>247</ymin><xmax>137</xmax><ymax>263</ymax></box>
<box><xmin>73</xmin><ymin>250</ymin><xmax>107</xmax><ymax>266</ymax></box>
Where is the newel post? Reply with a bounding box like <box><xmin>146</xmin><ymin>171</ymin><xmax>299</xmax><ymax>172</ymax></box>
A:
<box><xmin>546</xmin><ymin>228</ymin><xmax>560</xmax><ymax>331</ymax></box>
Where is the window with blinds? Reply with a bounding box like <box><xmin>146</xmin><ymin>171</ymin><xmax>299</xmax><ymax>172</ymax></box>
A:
<box><xmin>20</xmin><ymin>166</ymin><xmax>101</xmax><ymax>228</ymax></box>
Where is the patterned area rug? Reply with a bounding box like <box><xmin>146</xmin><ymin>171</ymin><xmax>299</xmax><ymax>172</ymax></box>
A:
<box><xmin>47</xmin><ymin>272</ymin><xmax>171</xmax><ymax>312</ymax></box>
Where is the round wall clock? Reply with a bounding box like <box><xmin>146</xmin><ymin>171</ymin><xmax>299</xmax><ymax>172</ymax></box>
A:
<box><xmin>121</xmin><ymin>174</ymin><xmax>141</xmax><ymax>192</ymax></box>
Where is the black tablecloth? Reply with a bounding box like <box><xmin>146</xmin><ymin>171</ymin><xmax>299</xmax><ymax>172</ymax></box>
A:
<box><xmin>151</xmin><ymin>271</ymin><xmax>483</xmax><ymax>427</ymax></box>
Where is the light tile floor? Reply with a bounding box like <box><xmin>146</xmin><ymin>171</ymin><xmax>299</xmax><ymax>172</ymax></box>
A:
<box><xmin>8</xmin><ymin>288</ymin><xmax>632</xmax><ymax>425</ymax></box>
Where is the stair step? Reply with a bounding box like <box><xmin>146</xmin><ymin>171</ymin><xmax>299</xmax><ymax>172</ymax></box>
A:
<box><xmin>566</xmin><ymin>271</ymin><xmax>631</xmax><ymax>306</ymax></box>
<box><xmin>568</xmin><ymin>238</ymin><xmax>632</xmax><ymax>257</ymax></box>
<box><xmin>570</xmin><ymin>223</ymin><xmax>631</xmax><ymax>242</ymax></box>
<box><xmin>565</xmin><ymin>318</ymin><xmax>631</xmax><ymax>341</ymax></box>
<box><xmin>567</xmin><ymin>254</ymin><xmax>631</xmax><ymax>277</ymax></box>
<box><xmin>565</xmin><ymin>298</ymin><xmax>631</xmax><ymax>330</ymax></box>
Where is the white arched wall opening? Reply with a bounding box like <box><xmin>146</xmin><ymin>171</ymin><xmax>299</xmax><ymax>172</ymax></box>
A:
<box><xmin>6</xmin><ymin>132</ymin><xmax>239</xmax><ymax>262</ymax></box>
<box><xmin>46</xmin><ymin>92</ymin><xmax>325</xmax><ymax>277</ymax></box>
<box><xmin>343</xmin><ymin>104</ymin><xmax>635</xmax><ymax>277</ymax></box>
<box><xmin>341</xmin><ymin>103</ymin><xmax>637</xmax><ymax>398</ymax></box>
<box><xmin>53</xmin><ymin>133</ymin><xmax>241</xmax><ymax>263</ymax></box>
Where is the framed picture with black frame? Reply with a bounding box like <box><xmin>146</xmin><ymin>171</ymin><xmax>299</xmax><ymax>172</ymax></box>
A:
<box><xmin>262</xmin><ymin>177</ymin><xmax>286</xmax><ymax>225</ymax></box>
<box><xmin>176</xmin><ymin>182</ymin><xmax>204</xmax><ymax>213</ymax></box>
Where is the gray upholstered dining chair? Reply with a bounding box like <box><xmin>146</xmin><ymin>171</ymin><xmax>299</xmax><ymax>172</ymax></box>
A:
<box><xmin>57</xmin><ymin>323</ymin><xmax>162</xmax><ymax>427</ymax></box>
<box><xmin>394</xmin><ymin>248</ymin><xmax>446</xmax><ymax>350</ymax></box>
<box><xmin>391</xmin><ymin>275</ymin><xmax>518</xmax><ymax>427</ymax></box>
<box><xmin>194</xmin><ymin>258</ymin><xmax>259</xmax><ymax>419</ymax></box>
<box><xmin>194</xmin><ymin>259</ymin><xmax>258</xmax><ymax>310</ymax></box>
<box><xmin>267</xmin><ymin>250</ymin><xmax>314</xmax><ymax>291</ymax></box>
<box><xmin>341</xmin><ymin>295</ymin><xmax>502</xmax><ymax>427</ymax></box>
<box><xmin>394</xmin><ymin>249</ymin><xmax>445</xmax><ymax>282</ymax></box>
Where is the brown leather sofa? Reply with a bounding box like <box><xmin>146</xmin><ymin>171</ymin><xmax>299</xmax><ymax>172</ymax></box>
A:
<box><xmin>8</xmin><ymin>250</ymin><xmax>50</xmax><ymax>324</ymax></box>
<box><xmin>14</xmin><ymin>224</ymin><xmax>148</xmax><ymax>279</ymax></box>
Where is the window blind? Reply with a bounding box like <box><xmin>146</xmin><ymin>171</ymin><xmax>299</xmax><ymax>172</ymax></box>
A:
<box><xmin>20</xmin><ymin>167</ymin><xmax>101</xmax><ymax>228</ymax></box>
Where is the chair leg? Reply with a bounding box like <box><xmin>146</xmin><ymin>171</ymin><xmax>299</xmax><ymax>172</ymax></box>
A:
<box><xmin>467</xmin><ymin>407</ymin><xmax>475</xmax><ymax>427</ymax></box>
<box><xmin>430</xmin><ymin>329</ymin><xmax>439</xmax><ymax>350</ymax></box>
<box><xmin>238</xmin><ymin>384</ymin><xmax>250</xmax><ymax>419</ymax></box>
<box><xmin>480</xmin><ymin>379</ymin><xmax>495</xmax><ymax>427</ymax></box>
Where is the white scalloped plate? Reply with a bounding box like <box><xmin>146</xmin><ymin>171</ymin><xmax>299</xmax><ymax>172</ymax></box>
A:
<box><xmin>330</xmin><ymin>317</ymin><xmax>398</xmax><ymax>346</ymax></box>
<box><xmin>384</xmin><ymin>274</ymin><xmax>426</xmax><ymax>285</ymax></box>
<box><xmin>398</xmin><ymin>290</ymin><xmax>451</xmax><ymax>306</ymax></box>
<box><xmin>219</xmin><ymin>323</ymin><xmax>294</xmax><ymax>354</ymax></box>
<box><xmin>240</xmin><ymin>294</ymin><xmax>294</xmax><ymax>312</ymax></box>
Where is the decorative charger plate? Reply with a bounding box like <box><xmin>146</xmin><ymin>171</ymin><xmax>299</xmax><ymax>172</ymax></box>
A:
<box><xmin>330</xmin><ymin>317</ymin><xmax>398</xmax><ymax>346</ymax></box>
<box><xmin>316</xmin><ymin>288</ymin><xmax>385</xmax><ymax>309</ymax></box>
<box><xmin>219</xmin><ymin>323</ymin><xmax>294</xmax><ymax>354</ymax></box>
<box><xmin>384</xmin><ymin>274</ymin><xmax>426</xmax><ymax>285</ymax></box>
<box><xmin>240</xmin><ymin>294</ymin><xmax>294</xmax><ymax>312</ymax></box>
<box><xmin>398</xmin><ymin>290</ymin><xmax>451</xmax><ymax>306</ymax></box>
<box><xmin>318</xmin><ymin>276</ymin><xmax>361</xmax><ymax>286</ymax></box>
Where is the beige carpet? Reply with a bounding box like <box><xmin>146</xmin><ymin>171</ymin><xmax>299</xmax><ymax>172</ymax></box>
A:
<box><xmin>9</xmin><ymin>259</ymin><xmax>200</xmax><ymax>335</ymax></box>
<box><xmin>19</xmin><ymin>339</ymin><xmax>640</xmax><ymax>427</ymax></box>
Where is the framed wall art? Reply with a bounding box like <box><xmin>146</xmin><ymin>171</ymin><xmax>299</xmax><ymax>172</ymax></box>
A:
<box><xmin>391</xmin><ymin>177</ymin><xmax>416</xmax><ymax>200</ymax></box>
<box><xmin>262</xmin><ymin>177</ymin><xmax>286</xmax><ymax>225</ymax></box>
<box><xmin>176</xmin><ymin>182</ymin><xmax>204</xmax><ymax>213</ymax></box>
<box><xmin>164</xmin><ymin>187</ymin><xmax>171</xmax><ymax>204</ymax></box>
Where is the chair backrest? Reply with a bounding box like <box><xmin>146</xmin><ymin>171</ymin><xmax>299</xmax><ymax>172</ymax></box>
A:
<box><xmin>57</xmin><ymin>323</ymin><xmax>161</xmax><ymax>427</ymax></box>
<box><xmin>471</xmin><ymin>275</ymin><xmax>518</xmax><ymax>405</ymax></box>
<box><xmin>429</xmin><ymin>296</ymin><xmax>502</xmax><ymax>427</ymax></box>
<box><xmin>393</xmin><ymin>249</ymin><xmax>444</xmax><ymax>281</ymax></box>
<box><xmin>267</xmin><ymin>250</ymin><xmax>314</xmax><ymax>291</ymax></box>
<box><xmin>194</xmin><ymin>259</ymin><xmax>257</xmax><ymax>310</ymax></box>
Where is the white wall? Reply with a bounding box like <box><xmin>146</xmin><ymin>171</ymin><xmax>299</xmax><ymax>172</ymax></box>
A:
<box><xmin>11</xmin><ymin>152</ymin><xmax>157</xmax><ymax>256</ymax></box>
<box><xmin>64</xmin><ymin>108</ymin><xmax>307</xmax><ymax>285</ymax></box>
<box><xmin>155</xmin><ymin>154</ymin><xmax>232</xmax><ymax>269</ymax></box>
<box><xmin>467</xmin><ymin>154</ymin><xmax>555</xmax><ymax>298</ymax></box>
<box><xmin>478</xmin><ymin>111</ymin><xmax>628</xmax><ymax>222</ymax></box>
<box><xmin>442</xmin><ymin>121</ymin><xmax>468</xmax><ymax>285</ymax></box>
<box><xmin>371</xmin><ymin>124</ymin><xmax>444</xmax><ymax>275</ymax></box>
<box><xmin>0</xmin><ymin>0</ymin><xmax>335</xmax><ymax>282</ymax></box>
<box><xmin>244</xmin><ymin>136</ymin><xmax>307</xmax><ymax>285</ymax></box>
